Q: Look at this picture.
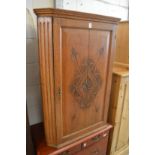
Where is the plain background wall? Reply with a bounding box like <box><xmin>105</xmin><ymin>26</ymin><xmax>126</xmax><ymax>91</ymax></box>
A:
<box><xmin>26</xmin><ymin>0</ymin><xmax>54</xmax><ymax>125</ymax></box>
<box><xmin>26</xmin><ymin>0</ymin><xmax>129</xmax><ymax>125</ymax></box>
<box><xmin>55</xmin><ymin>0</ymin><xmax>129</xmax><ymax>20</ymax></box>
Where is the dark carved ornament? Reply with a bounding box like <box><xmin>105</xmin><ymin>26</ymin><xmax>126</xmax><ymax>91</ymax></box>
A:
<box><xmin>70</xmin><ymin>48</ymin><xmax>103</xmax><ymax>108</ymax></box>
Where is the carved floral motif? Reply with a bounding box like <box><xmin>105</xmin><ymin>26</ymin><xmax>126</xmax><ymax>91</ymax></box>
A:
<box><xmin>70</xmin><ymin>48</ymin><xmax>103</xmax><ymax>108</ymax></box>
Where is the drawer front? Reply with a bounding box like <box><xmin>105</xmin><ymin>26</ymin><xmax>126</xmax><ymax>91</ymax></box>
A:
<box><xmin>81</xmin><ymin>131</ymin><xmax>109</xmax><ymax>149</ymax></box>
<box><xmin>76</xmin><ymin>133</ymin><xmax>109</xmax><ymax>155</ymax></box>
<box><xmin>60</xmin><ymin>131</ymin><xmax>109</xmax><ymax>155</ymax></box>
<box><xmin>59</xmin><ymin>144</ymin><xmax>81</xmax><ymax>155</ymax></box>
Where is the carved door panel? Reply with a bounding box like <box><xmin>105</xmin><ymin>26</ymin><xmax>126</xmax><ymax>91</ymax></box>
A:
<box><xmin>53</xmin><ymin>18</ymin><xmax>115</xmax><ymax>145</ymax></box>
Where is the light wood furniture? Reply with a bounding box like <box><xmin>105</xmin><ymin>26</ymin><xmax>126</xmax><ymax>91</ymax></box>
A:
<box><xmin>34</xmin><ymin>8</ymin><xmax>120</xmax><ymax>148</ymax></box>
<box><xmin>115</xmin><ymin>21</ymin><xmax>129</xmax><ymax>66</ymax></box>
<box><xmin>108</xmin><ymin>65</ymin><xmax>129</xmax><ymax>155</ymax></box>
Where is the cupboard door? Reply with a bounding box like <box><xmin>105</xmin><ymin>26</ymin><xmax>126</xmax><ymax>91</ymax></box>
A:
<box><xmin>53</xmin><ymin>18</ymin><xmax>116</xmax><ymax>145</ymax></box>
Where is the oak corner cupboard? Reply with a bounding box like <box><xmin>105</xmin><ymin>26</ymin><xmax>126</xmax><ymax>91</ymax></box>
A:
<box><xmin>34</xmin><ymin>8</ymin><xmax>120</xmax><ymax>148</ymax></box>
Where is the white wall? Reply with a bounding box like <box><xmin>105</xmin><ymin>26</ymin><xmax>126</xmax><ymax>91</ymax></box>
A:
<box><xmin>55</xmin><ymin>0</ymin><xmax>129</xmax><ymax>20</ymax></box>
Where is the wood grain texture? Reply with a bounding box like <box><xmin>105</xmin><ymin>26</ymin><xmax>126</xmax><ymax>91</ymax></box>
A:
<box><xmin>35</xmin><ymin>8</ymin><xmax>120</xmax><ymax>148</ymax></box>
<box><xmin>75</xmin><ymin>135</ymin><xmax>108</xmax><ymax>155</ymax></box>
<box><xmin>53</xmin><ymin>17</ymin><xmax>117</xmax><ymax>147</ymax></box>
<box><xmin>115</xmin><ymin>21</ymin><xmax>129</xmax><ymax>65</ymax></box>
<box><xmin>114</xmin><ymin>145</ymin><xmax>129</xmax><ymax>155</ymax></box>
<box><xmin>107</xmin><ymin>65</ymin><xmax>129</xmax><ymax>155</ymax></box>
<box><xmin>34</xmin><ymin>8</ymin><xmax>120</xmax><ymax>24</ymax></box>
<box><xmin>37</xmin><ymin>17</ymin><xmax>57</xmax><ymax>145</ymax></box>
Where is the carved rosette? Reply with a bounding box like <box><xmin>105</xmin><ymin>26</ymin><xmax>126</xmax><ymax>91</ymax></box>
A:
<box><xmin>70</xmin><ymin>49</ymin><xmax>103</xmax><ymax>108</ymax></box>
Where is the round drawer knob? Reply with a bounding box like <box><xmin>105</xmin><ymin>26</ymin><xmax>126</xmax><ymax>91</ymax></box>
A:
<box><xmin>83</xmin><ymin>142</ymin><xmax>87</xmax><ymax>148</ymax></box>
<box><xmin>103</xmin><ymin>133</ymin><xmax>107</xmax><ymax>137</ymax></box>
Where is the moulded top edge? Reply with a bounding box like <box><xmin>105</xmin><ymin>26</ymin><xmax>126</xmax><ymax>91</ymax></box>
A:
<box><xmin>34</xmin><ymin>8</ymin><xmax>121</xmax><ymax>24</ymax></box>
<box><xmin>113</xmin><ymin>66</ymin><xmax>129</xmax><ymax>76</ymax></box>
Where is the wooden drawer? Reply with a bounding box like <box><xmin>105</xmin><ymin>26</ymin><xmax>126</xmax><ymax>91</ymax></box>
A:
<box><xmin>60</xmin><ymin>131</ymin><xmax>109</xmax><ymax>155</ymax></box>
<box><xmin>81</xmin><ymin>131</ymin><xmax>109</xmax><ymax>149</ymax></box>
<box><xmin>76</xmin><ymin>132</ymin><xmax>109</xmax><ymax>155</ymax></box>
<box><xmin>31</xmin><ymin>123</ymin><xmax>112</xmax><ymax>155</ymax></box>
<box><xmin>59</xmin><ymin>144</ymin><xmax>81</xmax><ymax>155</ymax></box>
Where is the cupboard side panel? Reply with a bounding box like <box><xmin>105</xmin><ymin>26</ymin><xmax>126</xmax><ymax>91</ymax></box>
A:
<box><xmin>115</xmin><ymin>22</ymin><xmax>129</xmax><ymax>65</ymax></box>
<box><xmin>107</xmin><ymin>75</ymin><xmax>129</xmax><ymax>155</ymax></box>
<box><xmin>107</xmin><ymin>75</ymin><xmax>121</xmax><ymax>155</ymax></box>
<box><xmin>116</xmin><ymin>77</ymin><xmax>129</xmax><ymax>150</ymax></box>
<box><xmin>37</xmin><ymin>17</ymin><xmax>56</xmax><ymax>145</ymax></box>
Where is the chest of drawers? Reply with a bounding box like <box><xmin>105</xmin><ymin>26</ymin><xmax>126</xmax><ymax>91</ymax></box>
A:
<box><xmin>31</xmin><ymin>123</ymin><xmax>112</xmax><ymax>155</ymax></box>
